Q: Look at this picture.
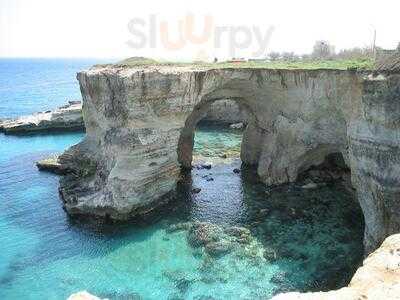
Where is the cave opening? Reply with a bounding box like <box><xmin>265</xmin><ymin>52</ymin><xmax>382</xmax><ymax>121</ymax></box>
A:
<box><xmin>177</xmin><ymin>98</ymin><xmax>251</xmax><ymax>225</ymax></box>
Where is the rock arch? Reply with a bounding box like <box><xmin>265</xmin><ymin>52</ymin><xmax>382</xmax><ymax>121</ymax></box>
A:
<box><xmin>177</xmin><ymin>95</ymin><xmax>257</xmax><ymax>169</ymax></box>
<box><xmin>59</xmin><ymin>66</ymin><xmax>400</xmax><ymax>253</ymax></box>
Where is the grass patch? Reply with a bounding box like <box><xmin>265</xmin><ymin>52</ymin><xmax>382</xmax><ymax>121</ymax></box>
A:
<box><xmin>95</xmin><ymin>57</ymin><xmax>374</xmax><ymax>71</ymax></box>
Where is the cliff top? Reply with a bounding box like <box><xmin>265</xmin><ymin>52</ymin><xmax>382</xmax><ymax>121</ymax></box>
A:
<box><xmin>376</xmin><ymin>51</ymin><xmax>400</xmax><ymax>73</ymax></box>
<box><xmin>92</xmin><ymin>57</ymin><xmax>374</xmax><ymax>72</ymax></box>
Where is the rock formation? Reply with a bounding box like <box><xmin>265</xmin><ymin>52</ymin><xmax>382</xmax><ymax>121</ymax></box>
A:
<box><xmin>36</xmin><ymin>155</ymin><xmax>70</xmax><ymax>174</ymax></box>
<box><xmin>58</xmin><ymin>64</ymin><xmax>400</xmax><ymax>253</ymax></box>
<box><xmin>272</xmin><ymin>233</ymin><xmax>400</xmax><ymax>300</ymax></box>
<box><xmin>200</xmin><ymin>99</ymin><xmax>248</xmax><ymax>124</ymax></box>
<box><xmin>0</xmin><ymin>101</ymin><xmax>84</xmax><ymax>134</ymax></box>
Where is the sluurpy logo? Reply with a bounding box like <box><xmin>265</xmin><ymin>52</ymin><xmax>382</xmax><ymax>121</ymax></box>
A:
<box><xmin>127</xmin><ymin>13</ymin><xmax>275</xmax><ymax>60</ymax></box>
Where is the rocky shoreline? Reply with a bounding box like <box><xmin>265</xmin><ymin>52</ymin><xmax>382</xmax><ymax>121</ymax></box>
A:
<box><xmin>0</xmin><ymin>101</ymin><xmax>84</xmax><ymax>134</ymax></box>
<box><xmin>0</xmin><ymin>100</ymin><xmax>245</xmax><ymax>135</ymax></box>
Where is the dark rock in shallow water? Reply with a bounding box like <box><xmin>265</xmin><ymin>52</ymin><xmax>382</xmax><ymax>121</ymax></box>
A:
<box><xmin>168</xmin><ymin>296</ymin><xmax>184</xmax><ymax>300</ymax></box>
<box><xmin>192</xmin><ymin>188</ymin><xmax>201</xmax><ymax>194</ymax></box>
<box><xmin>201</xmin><ymin>163</ymin><xmax>212</xmax><ymax>169</ymax></box>
<box><xmin>163</xmin><ymin>270</ymin><xmax>196</xmax><ymax>295</ymax></box>
<box><xmin>193</xmin><ymin>296</ymin><xmax>216</xmax><ymax>300</ymax></box>
<box><xmin>166</xmin><ymin>222</ymin><xmax>193</xmax><ymax>233</ymax></box>
<box><xmin>236</xmin><ymin>235</ymin><xmax>252</xmax><ymax>244</ymax></box>
<box><xmin>233</xmin><ymin>168</ymin><xmax>241</xmax><ymax>174</ymax></box>
<box><xmin>195</xmin><ymin>163</ymin><xmax>212</xmax><ymax>170</ymax></box>
<box><xmin>263</xmin><ymin>248</ymin><xmax>278</xmax><ymax>262</ymax></box>
<box><xmin>205</xmin><ymin>240</ymin><xmax>233</xmax><ymax>257</ymax></box>
<box><xmin>270</xmin><ymin>271</ymin><xmax>289</xmax><ymax>285</ymax></box>
<box><xmin>224</xmin><ymin>226</ymin><xmax>250</xmax><ymax>238</ymax></box>
<box><xmin>187</xmin><ymin>222</ymin><xmax>222</xmax><ymax>247</ymax></box>
<box><xmin>175</xmin><ymin>277</ymin><xmax>193</xmax><ymax>294</ymax></box>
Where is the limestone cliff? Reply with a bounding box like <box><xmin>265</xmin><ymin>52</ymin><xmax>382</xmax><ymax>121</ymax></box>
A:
<box><xmin>59</xmin><ymin>65</ymin><xmax>400</xmax><ymax>253</ymax></box>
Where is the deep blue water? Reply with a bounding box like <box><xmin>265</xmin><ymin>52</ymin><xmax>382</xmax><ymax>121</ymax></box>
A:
<box><xmin>0</xmin><ymin>58</ymin><xmax>105</xmax><ymax>118</ymax></box>
<box><xmin>0</xmin><ymin>59</ymin><xmax>364</xmax><ymax>300</ymax></box>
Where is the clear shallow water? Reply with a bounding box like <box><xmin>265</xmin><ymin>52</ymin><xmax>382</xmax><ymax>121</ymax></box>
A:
<box><xmin>0</xmin><ymin>59</ymin><xmax>364</xmax><ymax>300</ymax></box>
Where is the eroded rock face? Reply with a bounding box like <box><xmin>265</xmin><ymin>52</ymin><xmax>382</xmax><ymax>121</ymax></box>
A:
<box><xmin>200</xmin><ymin>99</ymin><xmax>248</xmax><ymax>124</ymax></box>
<box><xmin>0</xmin><ymin>101</ymin><xmax>84</xmax><ymax>133</ymax></box>
<box><xmin>59</xmin><ymin>65</ymin><xmax>400</xmax><ymax>253</ymax></box>
<box><xmin>272</xmin><ymin>233</ymin><xmax>400</xmax><ymax>300</ymax></box>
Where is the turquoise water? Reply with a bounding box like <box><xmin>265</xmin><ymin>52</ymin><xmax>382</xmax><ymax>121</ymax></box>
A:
<box><xmin>0</xmin><ymin>59</ymin><xmax>364</xmax><ymax>300</ymax></box>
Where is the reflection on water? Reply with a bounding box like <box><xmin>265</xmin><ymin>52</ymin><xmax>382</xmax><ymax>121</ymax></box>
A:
<box><xmin>0</xmin><ymin>125</ymin><xmax>364</xmax><ymax>300</ymax></box>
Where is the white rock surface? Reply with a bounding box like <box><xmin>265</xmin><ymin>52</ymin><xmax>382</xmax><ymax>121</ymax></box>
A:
<box><xmin>301</xmin><ymin>182</ymin><xmax>318</xmax><ymax>189</ymax></box>
<box><xmin>229</xmin><ymin>122</ymin><xmax>244</xmax><ymax>129</ymax></box>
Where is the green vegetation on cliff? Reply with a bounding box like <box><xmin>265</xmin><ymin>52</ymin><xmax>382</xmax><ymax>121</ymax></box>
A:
<box><xmin>106</xmin><ymin>57</ymin><xmax>374</xmax><ymax>71</ymax></box>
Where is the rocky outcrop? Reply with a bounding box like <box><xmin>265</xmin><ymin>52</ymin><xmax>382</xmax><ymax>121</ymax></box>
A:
<box><xmin>36</xmin><ymin>155</ymin><xmax>71</xmax><ymax>175</ymax></box>
<box><xmin>59</xmin><ymin>64</ymin><xmax>400</xmax><ymax>253</ymax></box>
<box><xmin>272</xmin><ymin>233</ymin><xmax>400</xmax><ymax>300</ymax></box>
<box><xmin>0</xmin><ymin>101</ymin><xmax>84</xmax><ymax>134</ymax></box>
<box><xmin>200</xmin><ymin>99</ymin><xmax>248</xmax><ymax>124</ymax></box>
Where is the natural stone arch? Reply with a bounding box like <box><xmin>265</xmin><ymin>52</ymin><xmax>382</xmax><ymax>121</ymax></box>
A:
<box><xmin>177</xmin><ymin>95</ymin><xmax>258</xmax><ymax>169</ymax></box>
<box><xmin>60</xmin><ymin>66</ymin><xmax>400</xmax><ymax>254</ymax></box>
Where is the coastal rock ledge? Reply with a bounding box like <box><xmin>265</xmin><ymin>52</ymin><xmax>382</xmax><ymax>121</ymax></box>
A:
<box><xmin>59</xmin><ymin>65</ymin><xmax>400</xmax><ymax>254</ymax></box>
<box><xmin>0</xmin><ymin>101</ymin><xmax>84</xmax><ymax>133</ymax></box>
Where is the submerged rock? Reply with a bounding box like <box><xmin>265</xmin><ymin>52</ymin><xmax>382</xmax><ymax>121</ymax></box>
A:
<box><xmin>166</xmin><ymin>222</ymin><xmax>193</xmax><ymax>233</ymax></box>
<box><xmin>0</xmin><ymin>101</ymin><xmax>84</xmax><ymax>134</ymax></box>
<box><xmin>163</xmin><ymin>270</ymin><xmax>196</xmax><ymax>295</ymax></box>
<box><xmin>200</xmin><ymin>163</ymin><xmax>212</xmax><ymax>170</ymax></box>
<box><xmin>233</xmin><ymin>168</ymin><xmax>241</xmax><ymax>174</ymax></box>
<box><xmin>263</xmin><ymin>248</ymin><xmax>278</xmax><ymax>262</ymax></box>
<box><xmin>224</xmin><ymin>226</ymin><xmax>251</xmax><ymax>238</ymax></box>
<box><xmin>192</xmin><ymin>188</ymin><xmax>202</xmax><ymax>194</ymax></box>
<box><xmin>204</xmin><ymin>240</ymin><xmax>233</xmax><ymax>257</ymax></box>
<box><xmin>272</xmin><ymin>233</ymin><xmax>400</xmax><ymax>300</ymax></box>
<box><xmin>187</xmin><ymin>222</ymin><xmax>223</xmax><ymax>247</ymax></box>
